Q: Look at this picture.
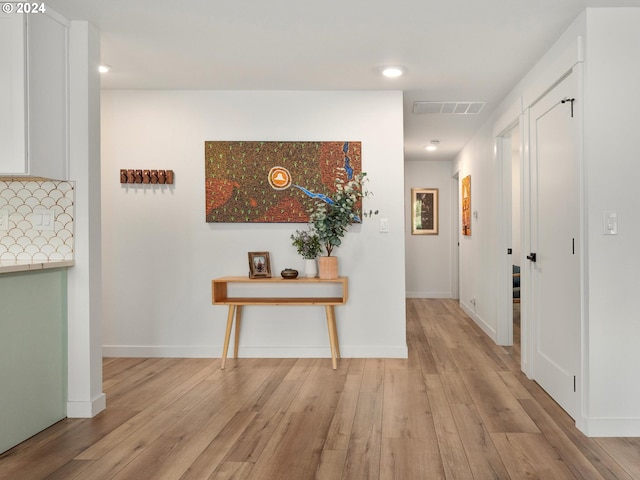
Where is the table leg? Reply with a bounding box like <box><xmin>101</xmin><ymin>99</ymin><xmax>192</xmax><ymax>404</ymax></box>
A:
<box><xmin>234</xmin><ymin>305</ymin><xmax>242</xmax><ymax>359</ymax></box>
<box><xmin>325</xmin><ymin>305</ymin><xmax>339</xmax><ymax>369</ymax></box>
<box><xmin>221</xmin><ymin>305</ymin><xmax>236</xmax><ymax>370</ymax></box>
<box><xmin>329</xmin><ymin>307</ymin><xmax>341</xmax><ymax>359</ymax></box>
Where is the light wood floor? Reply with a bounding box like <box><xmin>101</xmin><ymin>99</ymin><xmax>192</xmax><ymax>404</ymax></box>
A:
<box><xmin>1</xmin><ymin>299</ymin><xmax>639</xmax><ymax>479</ymax></box>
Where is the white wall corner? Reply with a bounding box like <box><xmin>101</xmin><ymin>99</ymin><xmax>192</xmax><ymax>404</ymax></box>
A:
<box><xmin>67</xmin><ymin>20</ymin><xmax>104</xmax><ymax>418</ymax></box>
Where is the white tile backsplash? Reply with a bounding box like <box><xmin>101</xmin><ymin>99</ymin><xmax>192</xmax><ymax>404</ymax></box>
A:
<box><xmin>0</xmin><ymin>180</ymin><xmax>74</xmax><ymax>262</ymax></box>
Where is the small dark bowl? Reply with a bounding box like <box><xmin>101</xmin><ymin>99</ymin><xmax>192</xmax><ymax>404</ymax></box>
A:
<box><xmin>281</xmin><ymin>268</ymin><xmax>299</xmax><ymax>279</ymax></box>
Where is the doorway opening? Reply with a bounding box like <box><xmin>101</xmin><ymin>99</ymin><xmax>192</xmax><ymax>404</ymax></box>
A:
<box><xmin>496</xmin><ymin>121</ymin><xmax>523</xmax><ymax>351</ymax></box>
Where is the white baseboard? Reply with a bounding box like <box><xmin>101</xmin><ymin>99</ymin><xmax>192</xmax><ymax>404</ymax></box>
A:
<box><xmin>67</xmin><ymin>393</ymin><xmax>106</xmax><ymax>418</ymax></box>
<box><xmin>581</xmin><ymin>417</ymin><xmax>640</xmax><ymax>437</ymax></box>
<box><xmin>103</xmin><ymin>345</ymin><xmax>408</xmax><ymax>359</ymax></box>
<box><xmin>459</xmin><ymin>302</ymin><xmax>497</xmax><ymax>342</ymax></box>
<box><xmin>406</xmin><ymin>291</ymin><xmax>451</xmax><ymax>298</ymax></box>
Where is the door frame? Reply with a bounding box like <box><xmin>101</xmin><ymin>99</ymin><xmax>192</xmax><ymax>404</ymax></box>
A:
<box><xmin>451</xmin><ymin>171</ymin><xmax>460</xmax><ymax>299</ymax></box>
<box><xmin>495</xmin><ymin>105</ymin><xmax>531</xmax><ymax>375</ymax></box>
<box><xmin>495</xmin><ymin>120</ymin><xmax>522</xmax><ymax>349</ymax></box>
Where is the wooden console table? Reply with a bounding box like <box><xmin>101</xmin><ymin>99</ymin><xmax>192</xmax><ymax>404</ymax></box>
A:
<box><xmin>211</xmin><ymin>276</ymin><xmax>348</xmax><ymax>370</ymax></box>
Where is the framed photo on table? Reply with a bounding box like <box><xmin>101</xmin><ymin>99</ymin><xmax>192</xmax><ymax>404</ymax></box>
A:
<box><xmin>411</xmin><ymin>188</ymin><xmax>439</xmax><ymax>235</ymax></box>
<box><xmin>248</xmin><ymin>252</ymin><xmax>271</xmax><ymax>278</ymax></box>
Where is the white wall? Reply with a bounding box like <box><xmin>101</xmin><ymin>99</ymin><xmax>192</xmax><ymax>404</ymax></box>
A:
<box><xmin>453</xmin><ymin>11</ymin><xmax>587</xmax><ymax>344</ymax></box>
<box><xmin>101</xmin><ymin>90</ymin><xmax>407</xmax><ymax>359</ymax></box>
<box><xmin>453</xmin><ymin>123</ymin><xmax>500</xmax><ymax>338</ymax></box>
<box><xmin>404</xmin><ymin>160</ymin><xmax>452</xmax><ymax>298</ymax></box>
<box><xmin>454</xmin><ymin>8</ymin><xmax>640</xmax><ymax>436</ymax></box>
<box><xmin>583</xmin><ymin>8</ymin><xmax>640</xmax><ymax>436</ymax></box>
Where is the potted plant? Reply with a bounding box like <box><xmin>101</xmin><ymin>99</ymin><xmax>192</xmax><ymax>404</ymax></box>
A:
<box><xmin>309</xmin><ymin>172</ymin><xmax>376</xmax><ymax>279</ymax></box>
<box><xmin>290</xmin><ymin>227</ymin><xmax>322</xmax><ymax>277</ymax></box>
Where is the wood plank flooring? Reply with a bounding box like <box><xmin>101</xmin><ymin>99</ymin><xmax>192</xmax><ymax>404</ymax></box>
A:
<box><xmin>2</xmin><ymin>298</ymin><xmax>639</xmax><ymax>479</ymax></box>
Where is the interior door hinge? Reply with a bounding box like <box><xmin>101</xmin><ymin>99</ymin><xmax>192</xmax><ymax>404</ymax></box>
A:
<box><xmin>561</xmin><ymin>97</ymin><xmax>576</xmax><ymax>117</ymax></box>
<box><xmin>574</xmin><ymin>376</ymin><xmax>576</xmax><ymax>392</ymax></box>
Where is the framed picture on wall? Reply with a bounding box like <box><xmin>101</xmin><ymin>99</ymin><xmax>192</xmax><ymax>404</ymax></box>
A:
<box><xmin>462</xmin><ymin>175</ymin><xmax>471</xmax><ymax>236</ymax></box>
<box><xmin>411</xmin><ymin>188</ymin><xmax>439</xmax><ymax>235</ymax></box>
<box><xmin>248</xmin><ymin>252</ymin><xmax>271</xmax><ymax>278</ymax></box>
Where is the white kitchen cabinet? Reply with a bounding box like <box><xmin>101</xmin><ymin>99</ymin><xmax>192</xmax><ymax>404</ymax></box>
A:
<box><xmin>0</xmin><ymin>9</ymin><xmax>69</xmax><ymax>179</ymax></box>
<box><xmin>27</xmin><ymin>11</ymin><xmax>69</xmax><ymax>179</ymax></box>
<box><xmin>0</xmin><ymin>13</ymin><xmax>27</xmax><ymax>174</ymax></box>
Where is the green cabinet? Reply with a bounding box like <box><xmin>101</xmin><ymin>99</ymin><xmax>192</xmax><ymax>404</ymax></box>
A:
<box><xmin>0</xmin><ymin>269</ymin><xmax>67</xmax><ymax>454</ymax></box>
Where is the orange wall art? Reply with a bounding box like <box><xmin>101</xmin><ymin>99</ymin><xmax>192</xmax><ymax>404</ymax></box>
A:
<box><xmin>462</xmin><ymin>174</ymin><xmax>471</xmax><ymax>235</ymax></box>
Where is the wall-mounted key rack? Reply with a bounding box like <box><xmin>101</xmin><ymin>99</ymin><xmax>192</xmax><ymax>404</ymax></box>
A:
<box><xmin>120</xmin><ymin>169</ymin><xmax>174</xmax><ymax>185</ymax></box>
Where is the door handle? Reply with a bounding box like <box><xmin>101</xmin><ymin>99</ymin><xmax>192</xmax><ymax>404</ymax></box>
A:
<box><xmin>526</xmin><ymin>252</ymin><xmax>537</xmax><ymax>262</ymax></box>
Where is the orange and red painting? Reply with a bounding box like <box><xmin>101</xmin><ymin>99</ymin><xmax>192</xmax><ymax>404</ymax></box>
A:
<box><xmin>462</xmin><ymin>174</ymin><xmax>471</xmax><ymax>236</ymax></box>
<box><xmin>205</xmin><ymin>141</ymin><xmax>362</xmax><ymax>223</ymax></box>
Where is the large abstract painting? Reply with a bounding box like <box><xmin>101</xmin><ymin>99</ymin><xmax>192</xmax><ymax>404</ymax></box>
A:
<box><xmin>205</xmin><ymin>141</ymin><xmax>362</xmax><ymax>223</ymax></box>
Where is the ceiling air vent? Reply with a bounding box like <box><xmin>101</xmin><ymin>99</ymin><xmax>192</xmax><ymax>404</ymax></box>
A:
<box><xmin>413</xmin><ymin>101</ymin><xmax>486</xmax><ymax>115</ymax></box>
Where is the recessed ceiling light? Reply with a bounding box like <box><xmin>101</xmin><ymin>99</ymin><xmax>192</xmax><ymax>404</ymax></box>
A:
<box><xmin>381</xmin><ymin>66</ymin><xmax>405</xmax><ymax>78</ymax></box>
<box><xmin>98</xmin><ymin>65</ymin><xmax>111</xmax><ymax>74</ymax></box>
<box><xmin>425</xmin><ymin>140</ymin><xmax>440</xmax><ymax>151</ymax></box>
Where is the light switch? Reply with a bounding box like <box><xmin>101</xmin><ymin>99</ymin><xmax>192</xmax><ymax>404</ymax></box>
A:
<box><xmin>379</xmin><ymin>217</ymin><xmax>389</xmax><ymax>233</ymax></box>
<box><xmin>29</xmin><ymin>209</ymin><xmax>55</xmax><ymax>231</ymax></box>
<box><xmin>603</xmin><ymin>211</ymin><xmax>618</xmax><ymax>235</ymax></box>
<box><xmin>0</xmin><ymin>209</ymin><xmax>8</xmax><ymax>231</ymax></box>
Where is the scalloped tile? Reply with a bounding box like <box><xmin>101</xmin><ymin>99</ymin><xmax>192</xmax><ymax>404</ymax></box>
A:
<box><xmin>16</xmin><ymin>188</ymin><xmax>31</xmax><ymax>200</ymax></box>
<box><xmin>8</xmin><ymin>228</ymin><xmax>23</xmax><ymax>240</ymax></box>
<box><xmin>16</xmin><ymin>204</ymin><xmax>32</xmax><ymax>215</ymax></box>
<box><xmin>24</xmin><ymin>244</ymin><xmax>40</xmax><ymax>255</ymax></box>
<box><xmin>41</xmin><ymin>181</ymin><xmax>56</xmax><ymax>192</ymax></box>
<box><xmin>32</xmin><ymin>188</ymin><xmax>48</xmax><ymax>200</ymax></box>
<box><xmin>33</xmin><ymin>236</ymin><xmax>48</xmax><ymax>247</ymax></box>
<box><xmin>49</xmin><ymin>189</ymin><xmax>63</xmax><ymax>201</ymax></box>
<box><xmin>57</xmin><ymin>197</ymin><xmax>73</xmax><ymax>209</ymax></box>
<box><xmin>0</xmin><ymin>180</ymin><xmax>75</xmax><ymax>262</ymax></box>
<box><xmin>56</xmin><ymin>245</ymin><xmax>72</xmax><ymax>255</ymax></box>
<box><xmin>16</xmin><ymin>236</ymin><xmax>31</xmax><ymax>247</ymax></box>
<box><xmin>25</xmin><ymin>196</ymin><xmax>41</xmax><ymax>208</ymax></box>
<box><xmin>16</xmin><ymin>220</ymin><xmax>32</xmax><ymax>231</ymax></box>
<box><xmin>16</xmin><ymin>252</ymin><xmax>32</xmax><ymax>261</ymax></box>
<box><xmin>57</xmin><ymin>230</ymin><xmax>72</xmax><ymax>241</ymax></box>
<box><xmin>41</xmin><ymin>197</ymin><xmax>56</xmax><ymax>209</ymax></box>
<box><xmin>8</xmin><ymin>244</ymin><xmax>23</xmax><ymax>255</ymax></box>
<box><xmin>41</xmin><ymin>244</ymin><xmax>56</xmax><ymax>255</ymax></box>
<box><xmin>49</xmin><ymin>237</ymin><xmax>64</xmax><ymax>248</ymax></box>
<box><xmin>9</xmin><ymin>197</ymin><xmax>23</xmax><ymax>208</ymax></box>
<box><xmin>1</xmin><ymin>189</ymin><xmax>17</xmax><ymax>200</ymax></box>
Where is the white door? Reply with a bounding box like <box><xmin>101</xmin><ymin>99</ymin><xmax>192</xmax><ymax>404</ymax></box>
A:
<box><xmin>529</xmin><ymin>70</ymin><xmax>580</xmax><ymax>419</ymax></box>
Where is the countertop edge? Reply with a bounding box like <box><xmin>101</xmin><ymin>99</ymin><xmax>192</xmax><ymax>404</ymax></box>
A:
<box><xmin>0</xmin><ymin>260</ymin><xmax>75</xmax><ymax>274</ymax></box>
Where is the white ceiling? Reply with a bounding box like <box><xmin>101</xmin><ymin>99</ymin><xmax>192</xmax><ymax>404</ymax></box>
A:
<box><xmin>46</xmin><ymin>0</ymin><xmax>640</xmax><ymax>162</ymax></box>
